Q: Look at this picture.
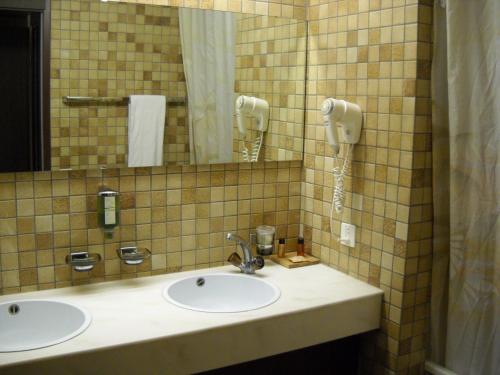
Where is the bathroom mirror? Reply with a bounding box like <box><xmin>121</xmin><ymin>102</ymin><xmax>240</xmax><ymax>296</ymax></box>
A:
<box><xmin>0</xmin><ymin>0</ymin><xmax>307</xmax><ymax>172</ymax></box>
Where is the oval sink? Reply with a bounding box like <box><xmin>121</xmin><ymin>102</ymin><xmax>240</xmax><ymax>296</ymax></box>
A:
<box><xmin>163</xmin><ymin>273</ymin><xmax>280</xmax><ymax>313</ymax></box>
<box><xmin>0</xmin><ymin>300</ymin><xmax>91</xmax><ymax>352</ymax></box>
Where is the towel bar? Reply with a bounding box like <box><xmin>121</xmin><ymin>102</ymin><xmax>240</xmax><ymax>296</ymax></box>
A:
<box><xmin>62</xmin><ymin>96</ymin><xmax>186</xmax><ymax>105</ymax></box>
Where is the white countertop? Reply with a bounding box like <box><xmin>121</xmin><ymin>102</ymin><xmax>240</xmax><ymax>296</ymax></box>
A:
<box><xmin>0</xmin><ymin>262</ymin><xmax>383</xmax><ymax>374</ymax></box>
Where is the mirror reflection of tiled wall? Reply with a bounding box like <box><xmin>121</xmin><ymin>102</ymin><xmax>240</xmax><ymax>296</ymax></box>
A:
<box><xmin>50</xmin><ymin>0</ymin><xmax>306</xmax><ymax>170</ymax></box>
<box><xmin>233</xmin><ymin>14</ymin><xmax>306</xmax><ymax>162</ymax></box>
<box><xmin>50</xmin><ymin>1</ymin><xmax>188</xmax><ymax>170</ymax></box>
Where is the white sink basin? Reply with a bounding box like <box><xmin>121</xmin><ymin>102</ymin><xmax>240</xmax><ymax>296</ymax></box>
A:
<box><xmin>0</xmin><ymin>300</ymin><xmax>91</xmax><ymax>352</ymax></box>
<box><xmin>163</xmin><ymin>273</ymin><xmax>280</xmax><ymax>313</ymax></box>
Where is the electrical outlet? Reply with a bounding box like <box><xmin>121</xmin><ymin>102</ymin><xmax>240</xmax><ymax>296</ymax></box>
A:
<box><xmin>340</xmin><ymin>223</ymin><xmax>356</xmax><ymax>247</ymax></box>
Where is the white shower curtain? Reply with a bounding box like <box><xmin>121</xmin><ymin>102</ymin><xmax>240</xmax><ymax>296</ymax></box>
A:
<box><xmin>431</xmin><ymin>1</ymin><xmax>499</xmax><ymax>374</ymax></box>
<box><xmin>179</xmin><ymin>8</ymin><xmax>235</xmax><ymax>164</ymax></box>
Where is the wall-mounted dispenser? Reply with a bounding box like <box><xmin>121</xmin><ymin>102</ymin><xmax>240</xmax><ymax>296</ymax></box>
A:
<box><xmin>321</xmin><ymin>98</ymin><xmax>362</xmax><ymax>216</ymax></box>
<box><xmin>97</xmin><ymin>190</ymin><xmax>120</xmax><ymax>238</ymax></box>
<box><xmin>235</xmin><ymin>95</ymin><xmax>269</xmax><ymax>162</ymax></box>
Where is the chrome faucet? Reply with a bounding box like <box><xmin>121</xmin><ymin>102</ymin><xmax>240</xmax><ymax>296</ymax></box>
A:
<box><xmin>226</xmin><ymin>232</ymin><xmax>264</xmax><ymax>274</ymax></box>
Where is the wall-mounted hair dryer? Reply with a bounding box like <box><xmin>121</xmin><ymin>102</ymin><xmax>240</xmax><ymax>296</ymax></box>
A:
<box><xmin>321</xmin><ymin>98</ymin><xmax>363</xmax><ymax>217</ymax></box>
<box><xmin>235</xmin><ymin>95</ymin><xmax>269</xmax><ymax>162</ymax></box>
<box><xmin>235</xmin><ymin>95</ymin><xmax>269</xmax><ymax>137</ymax></box>
<box><xmin>321</xmin><ymin>98</ymin><xmax>362</xmax><ymax>155</ymax></box>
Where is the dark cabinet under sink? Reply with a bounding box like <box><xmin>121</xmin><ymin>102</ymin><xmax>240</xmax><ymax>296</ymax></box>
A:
<box><xmin>199</xmin><ymin>335</ymin><xmax>360</xmax><ymax>375</ymax></box>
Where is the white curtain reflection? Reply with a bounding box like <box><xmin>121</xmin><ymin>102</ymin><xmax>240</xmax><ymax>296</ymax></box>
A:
<box><xmin>179</xmin><ymin>8</ymin><xmax>235</xmax><ymax>164</ymax></box>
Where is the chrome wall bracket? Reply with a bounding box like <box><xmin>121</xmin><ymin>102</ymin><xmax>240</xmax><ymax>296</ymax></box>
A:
<box><xmin>116</xmin><ymin>246</ymin><xmax>151</xmax><ymax>265</ymax></box>
<box><xmin>66</xmin><ymin>251</ymin><xmax>102</xmax><ymax>272</ymax></box>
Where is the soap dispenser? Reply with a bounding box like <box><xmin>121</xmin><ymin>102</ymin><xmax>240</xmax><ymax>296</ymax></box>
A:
<box><xmin>97</xmin><ymin>190</ymin><xmax>120</xmax><ymax>238</ymax></box>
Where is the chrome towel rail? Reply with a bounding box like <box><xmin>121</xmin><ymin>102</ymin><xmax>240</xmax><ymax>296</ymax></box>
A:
<box><xmin>62</xmin><ymin>96</ymin><xmax>186</xmax><ymax>105</ymax></box>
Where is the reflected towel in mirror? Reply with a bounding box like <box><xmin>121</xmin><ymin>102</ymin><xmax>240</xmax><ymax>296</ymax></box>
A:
<box><xmin>127</xmin><ymin>95</ymin><xmax>166</xmax><ymax>167</ymax></box>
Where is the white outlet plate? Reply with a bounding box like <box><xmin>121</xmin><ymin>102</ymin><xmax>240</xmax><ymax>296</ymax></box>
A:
<box><xmin>340</xmin><ymin>223</ymin><xmax>356</xmax><ymax>248</ymax></box>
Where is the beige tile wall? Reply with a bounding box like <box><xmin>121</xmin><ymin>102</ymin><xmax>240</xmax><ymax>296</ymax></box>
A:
<box><xmin>1</xmin><ymin>0</ymin><xmax>436</xmax><ymax>373</ymax></box>
<box><xmin>0</xmin><ymin>162</ymin><xmax>301</xmax><ymax>294</ymax></box>
<box><xmin>233</xmin><ymin>14</ymin><xmax>307</xmax><ymax>162</ymax></box>
<box><xmin>119</xmin><ymin>0</ymin><xmax>307</xmax><ymax>20</ymax></box>
<box><xmin>50</xmin><ymin>0</ymin><xmax>189</xmax><ymax>170</ymax></box>
<box><xmin>302</xmin><ymin>0</ymin><xmax>433</xmax><ymax>373</ymax></box>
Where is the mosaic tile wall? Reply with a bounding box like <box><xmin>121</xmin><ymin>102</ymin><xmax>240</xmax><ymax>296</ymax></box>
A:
<box><xmin>1</xmin><ymin>1</ymin><xmax>436</xmax><ymax>373</ymax></box>
<box><xmin>119</xmin><ymin>0</ymin><xmax>307</xmax><ymax>20</ymax></box>
<box><xmin>50</xmin><ymin>0</ymin><xmax>189</xmax><ymax>170</ymax></box>
<box><xmin>233</xmin><ymin>14</ymin><xmax>307</xmax><ymax>162</ymax></box>
<box><xmin>302</xmin><ymin>0</ymin><xmax>433</xmax><ymax>373</ymax></box>
<box><xmin>403</xmin><ymin>1</ymin><xmax>433</xmax><ymax>373</ymax></box>
<box><xmin>0</xmin><ymin>162</ymin><xmax>301</xmax><ymax>294</ymax></box>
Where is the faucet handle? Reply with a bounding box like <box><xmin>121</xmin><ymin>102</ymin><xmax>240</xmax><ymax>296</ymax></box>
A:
<box><xmin>252</xmin><ymin>256</ymin><xmax>265</xmax><ymax>270</ymax></box>
<box><xmin>227</xmin><ymin>252</ymin><xmax>242</xmax><ymax>267</ymax></box>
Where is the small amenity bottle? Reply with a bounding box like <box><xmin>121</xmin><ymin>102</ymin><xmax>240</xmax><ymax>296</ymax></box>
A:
<box><xmin>278</xmin><ymin>238</ymin><xmax>286</xmax><ymax>258</ymax></box>
<box><xmin>297</xmin><ymin>237</ymin><xmax>305</xmax><ymax>256</ymax></box>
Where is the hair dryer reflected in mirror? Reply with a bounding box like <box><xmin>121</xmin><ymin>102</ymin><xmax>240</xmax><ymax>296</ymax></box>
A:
<box><xmin>235</xmin><ymin>95</ymin><xmax>270</xmax><ymax>162</ymax></box>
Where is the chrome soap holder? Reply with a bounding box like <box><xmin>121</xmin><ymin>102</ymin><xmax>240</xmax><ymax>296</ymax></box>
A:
<box><xmin>66</xmin><ymin>251</ymin><xmax>102</xmax><ymax>272</ymax></box>
<box><xmin>116</xmin><ymin>246</ymin><xmax>151</xmax><ymax>266</ymax></box>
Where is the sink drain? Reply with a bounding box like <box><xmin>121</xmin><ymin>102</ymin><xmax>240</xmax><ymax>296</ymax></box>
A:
<box><xmin>8</xmin><ymin>304</ymin><xmax>20</xmax><ymax>315</ymax></box>
<box><xmin>196</xmin><ymin>278</ymin><xmax>205</xmax><ymax>287</ymax></box>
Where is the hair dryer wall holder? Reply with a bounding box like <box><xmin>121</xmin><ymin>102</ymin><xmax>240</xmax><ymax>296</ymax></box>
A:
<box><xmin>321</xmin><ymin>98</ymin><xmax>362</xmax><ymax>155</ymax></box>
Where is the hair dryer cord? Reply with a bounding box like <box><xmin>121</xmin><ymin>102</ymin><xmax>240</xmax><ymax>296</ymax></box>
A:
<box><xmin>242</xmin><ymin>132</ymin><xmax>264</xmax><ymax>162</ymax></box>
<box><xmin>330</xmin><ymin>144</ymin><xmax>353</xmax><ymax>236</ymax></box>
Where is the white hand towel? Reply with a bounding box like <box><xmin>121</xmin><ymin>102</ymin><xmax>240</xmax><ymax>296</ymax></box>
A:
<box><xmin>127</xmin><ymin>95</ymin><xmax>166</xmax><ymax>167</ymax></box>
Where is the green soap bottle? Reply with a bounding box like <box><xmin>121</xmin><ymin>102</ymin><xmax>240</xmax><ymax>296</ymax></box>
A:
<box><xmin>97</xmin><ymin>190</ymin><xmax>120</xmax><ymax>239</ymax></box>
